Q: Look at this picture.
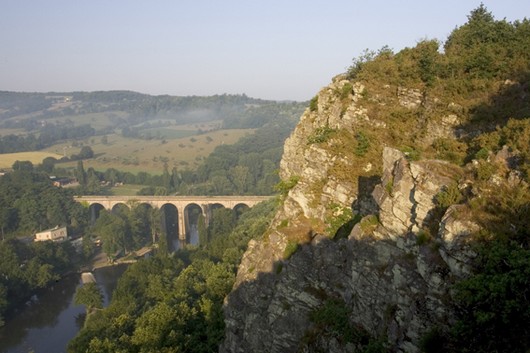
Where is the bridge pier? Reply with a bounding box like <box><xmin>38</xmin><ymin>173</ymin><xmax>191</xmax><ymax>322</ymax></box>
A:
<box><xmin>76</xmin><ymin>195</ymin><xmax>272</xmax><ymax>246</ymax></box>
<box><xmin>177</xmin><ymin>206</ymin><xmax>186</xmax><ymax>242</ymax></box>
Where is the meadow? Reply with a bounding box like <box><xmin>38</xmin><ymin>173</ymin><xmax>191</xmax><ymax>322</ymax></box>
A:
<box><xmin>46</xmin><ymin>127</ymin><xmax>255</xmax><ymax>174</ymax></box>
<box><xmin>0</xmin><ymin>151</ymin><xmax>63</xmax><ymax>169</ymax></box>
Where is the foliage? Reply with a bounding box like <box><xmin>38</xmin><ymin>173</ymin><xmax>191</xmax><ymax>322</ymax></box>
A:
<box><xmin>69</xmin><ymin>199</ymin><xmax>277</xmax><ymax>353</ymax></box>
<box><xmin>325</xmin><ymin>204</ymin><xmax>354</xmax><ymax>238</ymax></box>
<box><xmin>354</xmin><ymin>131</ymin><xmax>370</xmax><ymax>156</ymax></box>
<box><xmin>0</xmin><ymin>238</ymin><xmax>77</xmax><ymax>325</ymax></box>
<box><xmin>283</xmin><ymin>240</ymin><xmax>299</xmax><ymax>259</ymax></box>
<box><xmin>307</xmin><ymin>125</ymin><xmax>336</xmax><ymax>145</ymax></box>
<box><xmin>470</xmin><ymin>118</ymin><xmax>530</xmax><ymax>181</ymax></box>
<box><xmin>423</xmin><ymin>182</ymin><xmax>530</xmax><ymax>353</ymax></box>
<box><xmin>359</xmin><ymin>215</ymin><xmax>379</xmax><ymax>234</ymax></box>
<box><xmin>306</xmin><ymin>297</ymin><xmax>387</xmax><ymax>351</ymax></box>
<box><xmin>400</xmin><ymin>145</ymin><xmax>421</xmax><ymax>161</ymax></box>
<box><xmin>434</xmin><ymin>182</ymin><xmax>463</xmax><ymax>210</ymax></box>
<box><xmin>340</xmin><ymin>83</ymin><xmax>353</xmax><ymax>100</ymax></box>
<box><xmin>347</xmin><ymin>48</ymin><xmax>379</xmax><ymax>79</ymax></box>
<box><xmin>0</xmin><ymin>169</ymin><xmax>89</xmax><ymax>236</ymax></box>
<box><xmin>474</xmin><ymin>147</ymin><xmax>489</xmax><ymax>160</ymax></box>
<box><xmin>431</xmin><ymin>138</ymin><xmax>467</xmax><ymax>165</ymax></box>
<box><xmin>74</xmin><ymin>282</ymin><xmax>103</xmax><ymax>312</ymax></box>
<box><xmin>309</xmin><ymin>95</ymin><xmax>318</xmax><ymax>112</ymax></box>
<box><xmin>92</xmin><ymin>204</ymin><xmax>159</xmax><ymax>259</ymax></box>
<box><xmin>416</xmin><ymin>229</ymin><xmax>433</xmax><ymax>246</ymax></box>
<box><xmin>274</xmin><ymin>175</ymin><xmax>300</xmax><ymax>196</ymax></box>
<box><xmin>0</xmin><ymin>124</ymin><xmax>95</xmax><ymax>154</ymax></box>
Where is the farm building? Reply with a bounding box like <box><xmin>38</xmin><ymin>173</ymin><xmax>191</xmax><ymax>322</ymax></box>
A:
<box><xmin>35</xmin><ymin>225</ymin><xmax>68</xmax><ymax>242</ymax></box>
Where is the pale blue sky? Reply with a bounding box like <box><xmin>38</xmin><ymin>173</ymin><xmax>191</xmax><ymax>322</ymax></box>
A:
<box><xmin>0</xmin><ymin>1</ymin><xmax>528</xmax><ymax>101</ymax></box>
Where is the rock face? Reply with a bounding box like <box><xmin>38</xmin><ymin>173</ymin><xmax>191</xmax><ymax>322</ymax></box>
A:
<box><xmin>221</xmin><ymin>79</ymin><xmax>479</xmax><ymax>352</ymax></box>
<box><xmin>278</xmin><ymin>76</ymin><xmax>369</xmax><ymax>224</ymax></box>
<box><xmin>222</xmin><ymin>150</ymin><xmax>477</xmax><ymax>353</ymax></box>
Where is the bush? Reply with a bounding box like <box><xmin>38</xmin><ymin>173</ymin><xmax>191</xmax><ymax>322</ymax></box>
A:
<box><xmin>354</xmin><ymin>131</ymin><xmax>370</xmax><ymax>156</ymax></box>
<box><xmin>307</xmin><ymin>125</ymin><xmax>336</xmax><ymax>145</ymax></box>
<box><xmin>435</xmin><ymin>183</ymin><xmax>463</xmax><ymax>209</ymax></box>
<box><xmin>340</xmin><ymin>83</ymin><xmax>353</xmax><ymax>100</ymax></box>
<box><xmin>474</xmin><ymin>147</ymin><xmax>489</xmax><ymax>160</ymax></box>
<box><xmin>274</xmin><ymin>176</ymin><xmax>300</xmax><ymax>196</ymax></box>
<box><xmin>474</xmin><ymin>160</ymin><xmax>497</xmax><ymax>181</ymax></box>
<box><xmin>309</xmin><ymin>96</ymin><xmax>318</xmax><ymax>112</ymax></box>
<box><xmin>416</xmin><ymin>229</ymin><xmax>433</xmax><ymax>246</ymax></box>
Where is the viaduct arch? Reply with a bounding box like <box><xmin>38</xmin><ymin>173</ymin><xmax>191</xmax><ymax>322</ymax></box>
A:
<box><xmin>75</xmin><ymin>195</ymin><xmax>272</xmax><ymax>243</ymax></box>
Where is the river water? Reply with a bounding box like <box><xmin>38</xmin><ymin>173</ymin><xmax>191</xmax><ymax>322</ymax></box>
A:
<box><xmin>0</xmin><ymin>265</ymin><xmax>128</xmax><ymax>353</ymax></box>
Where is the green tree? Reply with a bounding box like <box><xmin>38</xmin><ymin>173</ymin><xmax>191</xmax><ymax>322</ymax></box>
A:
<box><xmin>12</xmin><ymin>160</ymin><xmax>34</xmax><ymax>172</ymax></box>
<box><xmin>74</xmin><ymin>282</ymin><xmax>103</xmax><ymax>312</ymax></box>
<box><xmin>209</xmin><ymin>208</ymin><xmax>235</xmax><ymax>239</ymax></box>
<box><xmin>78</xmin><ymin>146</ymin><xmax>94</xmax><ymax>160</ymax></box>
<box><xmin>229</xmin><ymin>165</ymin><xmax>251</xmax><ymax>194</ymax></box>
<box><xmin>75</xmin><ymin>160</ymin><xmax>87</xmax><ymax>186</ymax></box>
<box><xmin>40</xmin><ymin>156</ymin><xmax>58</xmax><ymax>173</ymax></box>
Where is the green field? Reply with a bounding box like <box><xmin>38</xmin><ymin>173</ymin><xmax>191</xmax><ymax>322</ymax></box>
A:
<box><xmin>0</xmin><ymin>151</ymin><xmax>63</xmax><ymax>169</ymax></box>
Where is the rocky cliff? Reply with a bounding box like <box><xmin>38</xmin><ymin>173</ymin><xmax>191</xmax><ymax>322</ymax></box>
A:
<box><xmin>219</xmin><ymin>72</ymin><xmax>488</xmax><ymax>352</ymax></box>
<box><xmin>220</xmin><ymin>26</ymin><xmax>530</xmax><ymax>347</ymax></box>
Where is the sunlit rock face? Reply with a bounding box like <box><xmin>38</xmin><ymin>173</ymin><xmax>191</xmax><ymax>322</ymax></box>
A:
<box><xmin>221</xmin><ymin>77</ymin><xmax>479</xmax><ymax>353</ymax></box>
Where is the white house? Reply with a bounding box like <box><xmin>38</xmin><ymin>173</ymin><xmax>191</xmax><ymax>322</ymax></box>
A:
<box><xmin>35</xmin><ymin>226</ymin><xmax>68</xmax><ymax>242</ymax></box>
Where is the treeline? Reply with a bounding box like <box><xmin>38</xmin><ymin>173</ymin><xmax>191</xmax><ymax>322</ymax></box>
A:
<box><xmin>0</xmin><ymin>91</ymin><xmax>53</xmax><ymax>120</ymax></box>
<box><xmin>0</xmin><ymin>168</ymin><xmax>88</xmax><ymax>327</ymax></box>
<box><xmin>64</xmin><ymin>117</ymin><xmax>298</xmax><ymax>196</ymax></box>
<box><xmin>68</xmin><ymin>199</ymin><xmax>277</xmax><ymax>353</ymax></box>
<box><xmin>0</xmin><ymin>239</ymin><xmax>78</xmax><ymax>326</ymax></box>
<box><xmin>347</xmin><ymin>5</ymin><xmax>530</xmax><ymax>127</ymax></box>
<box><xmin>0</xmin><ymin>123</ymin><xmax>95</xmax><ymax>153</ymax></box>
<box><xmin>0</xmin><ymin>170</ymin><xmax>89</xmax><ymax>237</ymax></box>
<box><xmin>90</xmin><ymin>205</ymin><xmax>162</xmax><ymax>261</ymax></box>
<box><xmin>0</xmin><ymin>91</ymin><xmax>280</xmax><ymax>128</ymax></box>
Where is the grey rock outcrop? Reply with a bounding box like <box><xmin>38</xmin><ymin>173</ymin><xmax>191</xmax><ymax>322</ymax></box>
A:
<box><xmin>222</xmin><ymin>145</ymin><xmax>479</xmax><ymax>353</ymax></box>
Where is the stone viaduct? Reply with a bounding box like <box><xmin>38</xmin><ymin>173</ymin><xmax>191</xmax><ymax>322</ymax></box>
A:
<box><xmin>74</xmin><ymin>195</ymin><xmax>272</xmax><ymax>243</ymax></box>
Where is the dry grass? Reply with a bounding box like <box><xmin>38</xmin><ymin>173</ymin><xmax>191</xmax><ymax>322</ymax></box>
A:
<box><xmin>47</xmin><ymin>128</ymin><xmax>255</xmax><ymax>174</ymax></box>
<box><xmin>0</xmin><ymin>151</ymin><xmax>63</xmax><ymax>169</ymax></box>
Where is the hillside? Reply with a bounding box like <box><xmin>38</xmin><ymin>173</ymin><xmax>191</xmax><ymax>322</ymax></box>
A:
<box><xmin>0</xmin><ymin>92</ymin><xmax>306</xmax><ymax>195</ymax></box>
<box><xmin>222</xmin><ymin>6</ymin><xmax>530</xmax><ymax>353</ymax></box>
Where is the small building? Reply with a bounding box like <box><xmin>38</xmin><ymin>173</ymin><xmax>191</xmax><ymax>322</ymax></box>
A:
<box><xmin>35</xmin><ymin>226</ymin><xmax>68</xmax><ymax>242</ymax></box>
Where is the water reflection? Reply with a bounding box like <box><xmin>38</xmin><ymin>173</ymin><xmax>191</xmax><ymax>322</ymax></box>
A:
<box><xmin>0</xmin><ymin>265</ymin><xmax>127</xmax><ymax>353</ymax></box>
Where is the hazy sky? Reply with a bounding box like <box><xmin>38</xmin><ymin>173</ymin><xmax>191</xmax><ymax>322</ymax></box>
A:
<box><xmin>0</xmin><ymin>1</ymin><xmax>528</xmax><ymax>101</ymax></box>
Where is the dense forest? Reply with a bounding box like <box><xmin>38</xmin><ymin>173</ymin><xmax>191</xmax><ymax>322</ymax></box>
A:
<box><xmin>0</xmin><ymin>169</ymin><xmax>89</xmax><ymax>325</ymax></box>
<box><xmin>0</xmin><ymin>170</ymin><xmax>88</xmax><ymax>237</ymax></box>
<box><xmin>68</xmin><ymin>199</ymin><xmax>277</xmax><ymax>353</ymax></box>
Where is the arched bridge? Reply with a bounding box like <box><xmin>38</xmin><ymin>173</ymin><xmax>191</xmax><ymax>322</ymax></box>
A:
<box><xmin>74</xmin><ymin>195</ymin><xmax>272</xmax><ymax>242</ymax></box>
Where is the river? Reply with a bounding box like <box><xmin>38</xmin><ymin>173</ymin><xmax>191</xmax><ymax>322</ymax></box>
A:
<box><xmin>0</xmin><ymin>264</ymin><xmax>128</xmax><ymax>353</ymax></box>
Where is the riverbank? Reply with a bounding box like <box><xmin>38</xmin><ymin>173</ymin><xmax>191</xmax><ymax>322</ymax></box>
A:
<box><xmin>89</xmin><ymin>246</ymin><xmax>153</xmax><ymax>271</ymax></box>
